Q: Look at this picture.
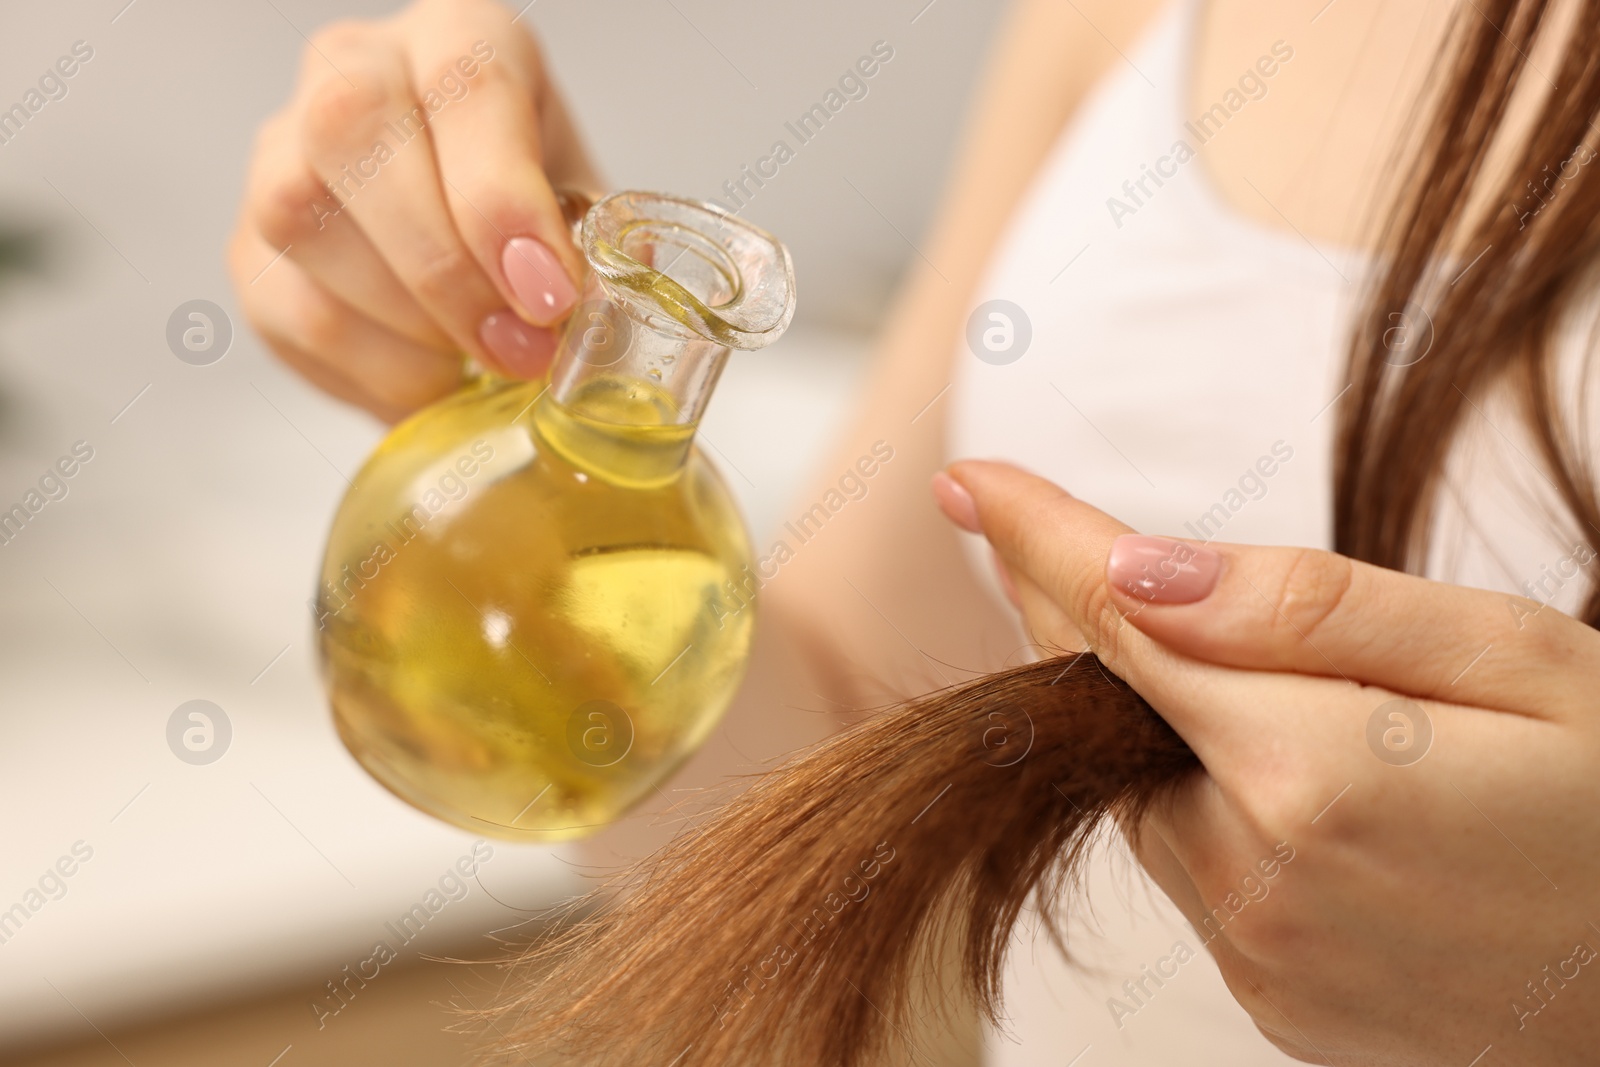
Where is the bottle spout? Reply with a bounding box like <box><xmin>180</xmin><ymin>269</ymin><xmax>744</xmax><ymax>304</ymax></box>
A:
<box><xmin>535</xmin><ymin>193</ymin><xmax>796</xmax><ymax>485</ymax></box>
<box><xmin>582</xmin><ymin>192</ymin><xmax>796</xmax><ymax>351</ymax></box>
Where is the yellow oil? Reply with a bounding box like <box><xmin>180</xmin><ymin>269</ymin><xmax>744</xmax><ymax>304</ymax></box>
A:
<box><xmin>315</xmin><ymin>375</ymin><xmax>754</xmax><ymax>840</ymax></box>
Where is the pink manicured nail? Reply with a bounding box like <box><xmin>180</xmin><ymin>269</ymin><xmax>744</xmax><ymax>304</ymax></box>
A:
<box><xmin>1106</xmin><ymin>535</ymin><xmax>1221</xmax><ymax>604</ymax></box>
<box><xmin>501</xmin><ymin>237</ymin><xmax>577</xmax><ymax>326</ymax></box>
<box><xmin>479</xmin><ymin>310</ymin><xmax>557</xmax><ymax>379</ymax></box>
<box><xmin>932</xmin><ymin>472</ymin><xmax>981</xmax><ymax>533</ymax></box>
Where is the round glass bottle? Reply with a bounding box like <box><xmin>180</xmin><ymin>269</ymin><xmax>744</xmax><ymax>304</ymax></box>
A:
<box><xmin>314</xmin><ymin>192</ymin><xmax>796</xmax><ymax>840</ymax></box>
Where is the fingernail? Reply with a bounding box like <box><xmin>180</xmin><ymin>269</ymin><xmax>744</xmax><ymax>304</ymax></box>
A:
<box><xmin>932</xmin><ymin>471</ymin><xmax>981</xmax><ymax>533</ymax></box>
<box><xmin>991</xmin><ymin>547</ymin><xmax>1021</xmax><ymax>608</ymax></box>
<box><xmin>479</xmin><ymin>310</ymin><xmax>557</xmax><ymax>378</ymax></box>
<box><xmin>501</xmin><ymin>237</ymin><xmax>577</xmax><ymax>326</ymax></box>
<box><xmin>1106</xmin><ymin>535</ymin><xmax>1221</xmax><ymax>604</ymax></box>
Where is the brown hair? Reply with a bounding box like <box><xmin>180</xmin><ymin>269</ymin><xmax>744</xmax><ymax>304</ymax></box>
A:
<box><xmin>488</xmin><ymin>655</ymin><xmax>1193</xmax><ymax>1065</ymax></box>
<box><xmin>1337</xmin><ymin>0</ymin><xmax>1600</xmax><ymax>624</ymax></box>
<box><xmin>486</xmin><ymin>2</ymin><xmax>1600</xmax><ymax>1061</ymax></box>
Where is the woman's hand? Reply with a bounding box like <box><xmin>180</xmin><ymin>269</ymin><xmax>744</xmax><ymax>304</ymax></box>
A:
<box><xmin>935</xmin><ymin>460</ymin><xmax>1600</xmax><ymax>1066</ymax></box>
<box><xmin>227</xmin><ymin>0</ymin><xmax>600</xmax><ymax>422</ymax></box>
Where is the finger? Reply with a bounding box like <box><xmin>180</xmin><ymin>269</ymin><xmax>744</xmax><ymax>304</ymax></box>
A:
<box><xmin>1103</xmin><ymin>533</ymin><xmax>1600</xmax><ymax>720</ymax></box>
<box><xmin>945</xmin><ymin>460</ymin><xmax>1401</xmax><ymax>780</ymax></box>
<box><xmin>1119</xmin><ymin>785</ymin><xmax>1262</xmax><ymax>964</ymax></box>
<box><xmin>945</xmin><ymin>460</ymin><xmax>1300</xmax><ymax>761</ymax></box>
<box><xmin>399</xmin><ymin>0</ymin><xmax>584</xmax><ymax>331</ymax></box>
<box><xmin>229</xmin><ymin>226</ymin><xmax>461</xmax><ymax>421</ymax></box>
<box><xmin>295</xmin><ymin>24</ymin><xmax>528</xmax><ymax>373</ymax></box>
<box><xmin>246</xmin><ymin>108</ymin><xmax>452</xmax><ymax>353</ymax></box>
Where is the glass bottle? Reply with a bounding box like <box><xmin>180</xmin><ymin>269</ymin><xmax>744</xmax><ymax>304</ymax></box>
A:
<box><xmin>314</xmin><ymin>191</ymin><xmax>796</xmax><ymax>841</ymax></box>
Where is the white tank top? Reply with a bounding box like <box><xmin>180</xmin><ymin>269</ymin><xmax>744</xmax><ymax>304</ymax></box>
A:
<box><xmin>947</xmin><ymin>1</ymin><xmax>1594</xmax><ymax>1062</ymax></box>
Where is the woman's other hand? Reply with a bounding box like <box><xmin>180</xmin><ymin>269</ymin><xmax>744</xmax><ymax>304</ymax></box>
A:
<box><xmin>936</xmin><ymin>460</ymin><xmax>1600</xmax><ymax>1066</ymax></box>
<box><xmin>227</xmin><ymin>0</ymin><xmax>600</xmax><ymax>421</ymax></box>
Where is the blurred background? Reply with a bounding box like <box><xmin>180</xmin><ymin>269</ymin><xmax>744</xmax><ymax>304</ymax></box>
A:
<box><xmin>0</xmin><ymin>0</ymin><xmax>1003</xmax><ymax>1062</ymax></box>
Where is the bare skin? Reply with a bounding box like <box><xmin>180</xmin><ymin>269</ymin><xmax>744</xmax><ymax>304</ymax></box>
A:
<box><xmin>940</xmin><ymin>459</ymin><xmax>1600</xmax><ymax>1064</ymax></box>
<box><xmin>229</xmin><ymin>0</ymin><xmax>1598</xmax><ymax>1061</ymax></box>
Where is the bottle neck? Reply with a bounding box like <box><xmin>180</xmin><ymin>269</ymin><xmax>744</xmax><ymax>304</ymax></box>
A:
<box><xmin>526</xmin><ymin>190</ymin><xmax>796</xmax><ymax>488</ymax></box>
<box><xmin>532</xmin><ymin>273</ymin><xmax>730</xmax><ymax>488</ymax></box>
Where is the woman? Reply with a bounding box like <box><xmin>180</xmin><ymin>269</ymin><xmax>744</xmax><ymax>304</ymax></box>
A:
<box><xmin>228</xmin><ymin>0</ymin><xmax>1600</xmax><ymax>1062</ymax></box>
